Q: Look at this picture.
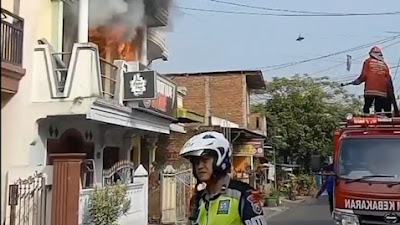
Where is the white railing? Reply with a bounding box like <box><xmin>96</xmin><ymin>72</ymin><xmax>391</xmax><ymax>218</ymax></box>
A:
<box><xmin>78</xmin><ymin>164</ymin><xmax>148</xmax><ymax>225</ymax></box>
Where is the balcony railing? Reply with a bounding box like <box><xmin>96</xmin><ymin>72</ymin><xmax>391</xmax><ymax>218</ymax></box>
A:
<box><xmin>1</xmin><ymin>8</ymin><xmax>24</xmax><ymax>66</ymax></box>
<box><xmin>52</xmin><ymin>52</ymin><xmax>71</xmax><ymax>93</ymax></box>
<box><xmin>100</xmin><ymin>58</ymin><xmax>118</xmax><ymax>99</ymax></box>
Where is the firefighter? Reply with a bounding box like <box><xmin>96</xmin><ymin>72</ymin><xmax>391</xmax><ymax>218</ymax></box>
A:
<box><xmin>343</xmin><ymin>46</ymin><xmax>393</xmax><ymax>116</ymax></box>
<box><xmin>316</xmin><ymin>164</ymin><xmax>335</xmax><ymax>214</ymax></box>
<box><xmin>181</xmin><ymin>131</ymin><xmax>267</xmax><ymax>225</ymax></box>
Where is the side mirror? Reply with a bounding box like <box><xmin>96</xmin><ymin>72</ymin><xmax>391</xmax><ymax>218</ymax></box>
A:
<box><xmin>311</xmin><ymin>155</ymin><xmax>323</xmax><ymax>172</ymax></box>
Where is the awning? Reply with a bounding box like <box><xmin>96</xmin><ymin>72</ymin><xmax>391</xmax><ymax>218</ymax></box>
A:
<box><xmin>176</xmin><ymin>107</ymin><xmax>204</xmax><ymax>123</ymax></box>
<box><xmin>231</xmin><ymin>127</ymin><xmax>267</xmax><ymax>139</ymax></box>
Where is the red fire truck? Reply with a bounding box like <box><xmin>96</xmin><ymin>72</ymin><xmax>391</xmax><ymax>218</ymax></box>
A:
<box><xmin>312</xmin><ymin>114</ymin><xmax>400</xmax><ymax>225</ymax></box>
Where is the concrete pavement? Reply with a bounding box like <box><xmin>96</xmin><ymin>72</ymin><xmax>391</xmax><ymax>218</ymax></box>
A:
<box><xmin>265</xmin><ymin>196</ymin><xmax>333</xmax><ymax>225</ymax></box>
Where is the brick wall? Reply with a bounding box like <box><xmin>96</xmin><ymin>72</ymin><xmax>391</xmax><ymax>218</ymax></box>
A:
<box><xmin>170</xmin><ymin>73</ymin><xmax>247</xmax><ymax>127</ymax></box>
<box><xmin>209</xmin><ymin>75</ymin><xmax>245</xmax><ymax>126</ymax></box>
<box><xmin>170</xmin><ymin>76</ymin><xmax>207</xmax><ymax>116</ymax></box>
<box><xmin>156</xmin><ymin>126</ymin><xmax>224</xmax><ymax>169</ymax></box>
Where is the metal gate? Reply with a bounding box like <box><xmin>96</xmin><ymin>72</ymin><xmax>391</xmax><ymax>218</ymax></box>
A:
<box><xmin>175</xmin><ymin>169</ymin><xmax>193</xmax><ymax>222</ymax></box>
<box><xmin>8</xmin><ymin>172</ymin><xmax>47</xmax><ymax>225</ymax></box>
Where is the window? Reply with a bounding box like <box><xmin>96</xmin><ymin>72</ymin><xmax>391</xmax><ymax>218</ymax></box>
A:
<box><xmin>103</xmin><ymin>147</ymin><xmax>120</xmax><ymax>170</ymax></box>
<box><xmin>339</xmin><ymin>138</ymin><xmax>400</xmax><ymax>181</ymax></box>
<box><xmin>256</xmin><ymin>117</ymin><xmax>260</xmax><ymax>128</ymax></box>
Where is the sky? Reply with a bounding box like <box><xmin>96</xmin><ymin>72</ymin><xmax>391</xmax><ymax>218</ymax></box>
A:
<box><xmin>152</xmin><ymin>0</ymin><xmax>400</xmax><ymax>96</ymax></box>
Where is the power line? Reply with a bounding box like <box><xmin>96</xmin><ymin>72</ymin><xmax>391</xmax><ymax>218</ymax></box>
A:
<box><xmin>393</xmin><ymin>56</ymin><xmax>400</xmax><ymax>81</ymax></box>
<box><xmin>207</xmin><ymin>0</ymin><xmax>400</xmax><ymax>16</ymax></box>
<box><xmin>309</xmin><ymin>39</ymin><xmax>400</xmax><ymax>76</ymax></box>
<box><xmin>176</xmin><ymin>6</ymin><xmax>400</xmax><ymax>17</ymax></box>
<box><xmin>393</xmin><ymin>57</ymin><xmax>400</xmax><ymax>93</ymax></box>
<box><xmin>256</xmin><ymin>35</ymin><xmax>400</xmax><ymax>72</ymax></box>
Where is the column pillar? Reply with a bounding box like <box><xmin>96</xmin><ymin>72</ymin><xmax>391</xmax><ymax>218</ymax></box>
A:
<box><xmin>78</xmin><ymin>0</ymin><xmax>89</xmax><ymax>43</ymax></box>
<box><xmin>50</xmin><ymin>153</ymin><xmax>86</xmax><ymax>225</ymax></box>
<box><xmin>146</xmin><ymin>137</ymin><xmax>158</xmax><ymax>173</ymax></box>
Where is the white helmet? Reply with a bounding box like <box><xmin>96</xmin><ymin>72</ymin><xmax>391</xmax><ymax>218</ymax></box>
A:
<box><xmin>180</xmin><ymin>131</ymin><xmax>232</xmax><ymax>171</ymax></box>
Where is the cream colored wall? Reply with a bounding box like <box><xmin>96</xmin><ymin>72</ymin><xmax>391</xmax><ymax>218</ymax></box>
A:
<box><xmin>1</xmin><ymin>0</ymin><xmax>63</xmax><ymax>222</ymax></box>
<box><xmin>2</xmin><ymin>0</ymin><xmax>14</xmax><ymax>12</ymax></box>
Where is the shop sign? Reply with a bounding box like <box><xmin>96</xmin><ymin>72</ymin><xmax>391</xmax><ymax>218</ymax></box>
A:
<box><xmin>255</xmin><ymin>147</ymin><xmax>264</xmax><ymax>158</ymax></box>
<box><xmin>123</xmin><ymin>71</ymin><xmax>157</xmax><ymax>101</ymax></box>
<box><xmin>234</xmin><ymin>145</ymin><xmax>257</xmax><ymax>156</ymax></box>
<box><xmin>166</xmin><ymin>152</ymin><xmax>180</xmax><ymax>161</ymax></box>
<box><xmin>138</xmin><ymin>75</ymin><xmax>177</xmax><ymax>118</ymax></box>
<box><xmin>124</xmin><ymin>71</ymin><xmax>177</xmax><ymax>118</ymax></box>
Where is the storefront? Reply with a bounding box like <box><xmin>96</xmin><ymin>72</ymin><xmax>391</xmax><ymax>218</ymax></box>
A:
<box><xmin>231</xmin><ymin>128</ymin><xmax>266</xmax><ymax>184</ymax></box>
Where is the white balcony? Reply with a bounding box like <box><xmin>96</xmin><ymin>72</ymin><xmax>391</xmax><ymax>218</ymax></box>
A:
<box><xmin>147</xmin><ymin>28</ymin><xmax>169</xmax><ymax>62</ymax></box>
<box><xmin>32</xmin><ymin>42</ymin><xmax>118</xmax><ymax>103</ymax></box>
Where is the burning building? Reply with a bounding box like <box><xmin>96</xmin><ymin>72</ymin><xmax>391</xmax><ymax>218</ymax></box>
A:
<box><xmin>87</xmin><ymin>0</ymin><xmax>171</xmax><ymax>65</ymax></box>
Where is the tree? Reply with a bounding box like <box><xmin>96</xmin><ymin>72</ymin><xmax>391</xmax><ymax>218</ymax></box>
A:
<box><xmin>253</xmin><ymin>75</ymin><xmax>362</xmax><ymax>173</ymax></box>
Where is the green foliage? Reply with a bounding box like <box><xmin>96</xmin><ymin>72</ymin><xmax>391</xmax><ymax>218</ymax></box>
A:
<box><xmin>88</xmin><ymin>184</ymin><xmax>131</xmax><ymax>225</ymax></box>
<box><xmin>291</xmin><ymin>174</ymin><xmax>317</xmax><ymax>196</ymax></box>
<box><xmin>253</xmin><ymin>75</ymin><xmax>362</xmax><ymax>172</ymax></box>
<box><xmin>267</xmin><ymin>187</ymin><xmax>281</xmax><ymax>198</ymax></box>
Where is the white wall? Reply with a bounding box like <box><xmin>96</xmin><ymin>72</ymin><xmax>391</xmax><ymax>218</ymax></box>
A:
<box><xmin>1</xmin><ymin>0</ymin><xmax>60</xmax><ymax>220</ymax></box>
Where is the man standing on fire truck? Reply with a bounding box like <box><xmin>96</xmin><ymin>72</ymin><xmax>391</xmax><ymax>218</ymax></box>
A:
<box><xmin>345</xmin><ymin>46</ymin><xmax>394</xmax><ymax>116</ymax></box>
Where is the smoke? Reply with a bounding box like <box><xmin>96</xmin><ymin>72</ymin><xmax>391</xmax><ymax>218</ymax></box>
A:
<box><xmin>89</xmin><ymin>0</ymin><xmax>145</xmax><ymax>40</ymax></box>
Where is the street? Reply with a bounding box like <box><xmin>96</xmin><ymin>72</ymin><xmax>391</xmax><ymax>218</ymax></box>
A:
<box><xmin>266</xmin><ymin>196</ymin><xmax>333</xmax><ymax>225</ymax></box>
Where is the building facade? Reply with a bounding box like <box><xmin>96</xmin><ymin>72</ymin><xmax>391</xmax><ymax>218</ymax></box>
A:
<box><xmin>1</xmin><ymin>0</ymin><xmax>174</xmax><ymax>224</ymax></box>
<box><xmin>162</xmin><ymin>71</ymin><xmax>268</xmax><ymax>184</ymax></box>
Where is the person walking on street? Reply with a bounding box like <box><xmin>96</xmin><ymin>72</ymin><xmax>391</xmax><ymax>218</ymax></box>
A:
<box><xmin>181</xmin><ymin>131</ymin><xmax>267</xmax><ymax>225</ymax></box>
<box><xmin>343</xmin><ymin>46</ymin><xmax>393</xmax><ymax>116</ymax></box>
<box><xmin>316</xmin><ymin>164</ymin><xmax>335</xmax><ymax>214</ymax></box>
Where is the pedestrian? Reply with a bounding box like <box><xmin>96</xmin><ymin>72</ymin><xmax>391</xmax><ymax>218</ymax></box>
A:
<box><xmin>344</xmin><ymin>46</ymin><xmax>393</xmax><ymax>117</ymax></box>
<box><xmin>181</xmin><ymin>131</ymin><xmax>267</xmax><ymax>225</ymax></box>
<box><xmin>316</xmin><ymin>164</ymin><xmax>335</xmax><ymax>214</ymax></box>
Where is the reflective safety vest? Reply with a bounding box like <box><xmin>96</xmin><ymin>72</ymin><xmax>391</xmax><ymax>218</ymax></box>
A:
<box><xmin>192</xmin><ymin>179</ymin><xmax>267</xmax><ymax>225</ymax></box>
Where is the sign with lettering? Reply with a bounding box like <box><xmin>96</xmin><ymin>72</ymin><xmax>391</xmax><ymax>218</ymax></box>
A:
<box><xmin>123</xmin><ymin>71</ymin><xmax>156</xmax><ymax>101</ymax></box>
<box><xmin>138</xmin><ymin>74</ymin><xmax>177</xmax><ymax>118</ymax></box>
<box><xmin>345</xmin><ymin>199</ymin><xmax>400</xmax><ymax>211</ymax></box>
<box><xmin>233</xmin><ymin>145</ymin><xmax>257</xmax><ymax>156</ymax></box>
<box><xmin>166</xmin><ymin>152</ymin><xmax>180</xmax><ymax>161</ymax></box>
<box><xmin>255</xmin><ymin>147</ymin><xmax>264</xmax><ymax>158</ymax></box>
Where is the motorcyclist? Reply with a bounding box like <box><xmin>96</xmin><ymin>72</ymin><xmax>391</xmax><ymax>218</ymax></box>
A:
<box><xmin>343</xmin><ymin>46</ymin><xmax>394</xmax><ymax>116</ymax></box>
<box><xmin>180</xmin><ymin>131</ymin><xmax>267</xmax><ymax>225</ymax></box>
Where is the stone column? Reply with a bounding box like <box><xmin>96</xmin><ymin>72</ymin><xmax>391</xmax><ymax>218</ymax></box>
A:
<box><xmin>50</xmin><ymin>153</ymin><xmax>85</xmax><ymax>225</ymax></box>
<box><xmin>146</xmin><ymin>137</ymin><xmax>158</xmax><ymax>173</ymax></box>
<box><xmin>78</xmin><ymin>0</ymin><xmax>89</xmax><ymax>43</ymax></box>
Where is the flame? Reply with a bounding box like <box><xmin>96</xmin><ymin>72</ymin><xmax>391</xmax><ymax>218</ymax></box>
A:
<box><xmin>89</xmin><ymin>25</ymin><xmax>140</xmax><ymax>61</ymax></box>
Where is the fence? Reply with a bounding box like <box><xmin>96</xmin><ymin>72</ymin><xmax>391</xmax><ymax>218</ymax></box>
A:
<box><xmin>1</xmin><ymin>8</ymin><xmax>24</xmax><ymax>66</ymax></box>
<box><xmin>8</xmin><ymin>172</ymin><xmax>47</xmax><ymax>225</ymax></box>
<box><xmin>78</xmin><ymin>163</ymin><xmax>148</xmax><ymax>225</ymax></box>
<box><xmin>99</xmin><ymin>57</ymin><xmax>118</xmax><ymax>100</ymax></box>
<box><xmin>161</xmin><ymin>165</ymin><xmax>193</xmax><ymax>224</ymax></box>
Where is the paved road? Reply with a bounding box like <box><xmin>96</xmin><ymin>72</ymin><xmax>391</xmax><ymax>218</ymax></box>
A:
<box><xmin>266</xmin><ymin>196</ymin><xmax>333</xmax><ymax>225</ymax></box>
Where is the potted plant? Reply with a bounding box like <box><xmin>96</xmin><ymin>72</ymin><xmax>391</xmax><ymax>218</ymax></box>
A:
<box><xmin>265</xmin><ymin>188</ymin><xmax>280</xmax><ymax>207</ymax></box>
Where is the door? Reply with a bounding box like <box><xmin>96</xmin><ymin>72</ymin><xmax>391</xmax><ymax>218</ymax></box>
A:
<box><xmin>103</xmin><ymin>147</ymin><xmax>120</xmax><ymax>170</ymax></box>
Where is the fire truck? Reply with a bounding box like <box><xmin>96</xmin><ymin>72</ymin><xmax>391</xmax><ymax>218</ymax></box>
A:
<box><xmin>312</xmin><ymin>114</ymin><xmax>400</xmax><ymax>225</ymax></box>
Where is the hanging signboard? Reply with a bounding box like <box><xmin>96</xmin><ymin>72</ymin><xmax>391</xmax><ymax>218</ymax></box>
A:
<box><xmin>233</xmin><ymin>145</ymin><xmax>257</xmax><ymax>156</ymax></box>
<box><xmin>138</xmin><ymin>74</ymin><xmax>177</xmax><ymax>118</ymax></box>
<box><xmin>123</xmin><ymin>71</ymin><xmax>177</xmax><ymax>118</ymax></box>
<box><xmin>123</xmin><ymin>71</ymin><xmax>157</xmax><ymax>101</ymax></box>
